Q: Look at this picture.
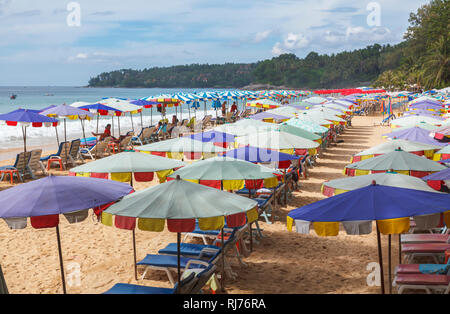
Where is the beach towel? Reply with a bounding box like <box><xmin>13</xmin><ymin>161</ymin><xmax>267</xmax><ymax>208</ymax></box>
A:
<box><xmin>418</xmin><ymin>262</ymin><xmax>450</xmax><ymax>275</ymax></box>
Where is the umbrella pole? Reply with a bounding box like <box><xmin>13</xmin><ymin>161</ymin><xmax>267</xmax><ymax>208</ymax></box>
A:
<box><xmin>118</xmin><ymin>116</ymin><xmax>121</xmax><ymax>136</ymax></box>
<box><xmin>130</xmin><ymin>112</ymin><xmax>134</xmax><ymax>133</ymax></box>
<box><xmin>388</xmin><ymin>234</ymin><xmax>392</xmax><ymax>294</ymax></box>
<box><xmin>284</xmin><ymin>169</ymin><xmax>287</xmax><ymax>205</ymax></box>
<box><xmin>398</xmin><ymin>234</ymin><xmax>402</xmax><ymax>264</ymax></box>
<box><xmin>55</xmin><ymin>126</ymin><xmax>60</xmax><ymax>147</ymax></box>
<box><xmin>55</xmin><ymin>225</ymin><xmax>67</xmax><ymax>294</ymax></box>
<box><xmin>80</xmin><ymin>118</ymin><xmax>86</xmax><ymax>143</ymax></box>
<box><xmin>150</xmin><ymin>107</ymin><xmax>153</xmax><ymax>126</ymax></box>
<box><xmin>221</xmin><ymin>228</ymin><xmax>225</xmax><ymax>292</ymax></box>
<box><xmin>96</xmin><ymin>114</ymin><xmax>99</xmax><ymax>134</ymax></box>
<box><xmin>21</xmin><ymin>126</ymin><xmax>27</xmax><ymax>152</ymax></box>
<box><xmin>132</xmin><ymin>229</ymin><xmax>138</xmax><ymax>281</ymax></box>
<box><xmin>111</xmin><ymin>116</ymin><xmax>114</xmax><ymax>137</ymax></box>
<box><xmin>177</xmin><ymin>232</ymin><xmax>181</xmax><ymax>294</ymax></box>
<box><xmin>64</xmin><ymin>119</ymin><xmax>68</xmax><ymax>168</ymax></box>
<box><xmin>140</xmin><ymin>111</ymin><xmax>143</xmax><ymax>130</ymax></box>
<box><xmin>375</xmin><ymin>221</ymin><xmax>385</xmax><ymax>294</ymax></box>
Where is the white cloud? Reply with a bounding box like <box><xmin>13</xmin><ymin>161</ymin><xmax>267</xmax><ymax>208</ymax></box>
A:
<box><xmin>253</xmin><ymin>30</ymin><xmax>271</xmax><ymax>43</ymax></box>
<box><xmin>272</xmin><ymin>32</ymin><xmax>310</xmax><ymax>56</ymax></box>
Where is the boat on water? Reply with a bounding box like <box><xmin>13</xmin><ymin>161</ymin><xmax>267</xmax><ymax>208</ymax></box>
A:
<box><xmin>10</xmin><ymin>94</ymin><xmax>17</xmax><ymax>100</ymax></box>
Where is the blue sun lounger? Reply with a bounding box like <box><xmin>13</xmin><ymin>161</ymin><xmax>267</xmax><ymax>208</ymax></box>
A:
<box><xmin>137</xmin><ymin>250</ymin><xmax>222</xmax><ymax>285</ymax></box>
<box><xmin>103</xmin><ymin>272</ymin><xmax>196</xmax><ymax>294</ymax></box>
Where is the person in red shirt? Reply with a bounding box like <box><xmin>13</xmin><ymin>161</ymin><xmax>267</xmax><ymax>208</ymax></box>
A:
<box><xmin>230</xmin><ymin>102</ymin><xmax>238</xmax><ymax>113</ymax></box>
<box><xmin>92</xmin><ymin>124</ymin><xmax>112</xmax><ymax>141</ymax></box>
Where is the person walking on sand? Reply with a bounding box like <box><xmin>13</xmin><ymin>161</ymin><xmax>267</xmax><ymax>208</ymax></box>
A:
<box><xmin>221</xmin><ymin>101</ymin><xmax>227</xmax><ymax>117</ymax></box>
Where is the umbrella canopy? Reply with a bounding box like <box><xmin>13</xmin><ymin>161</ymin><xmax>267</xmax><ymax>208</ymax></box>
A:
<box><xmin>249</xmin><ymin>111</ymin><xmax>290</xmax><ymax>121</ymax></box>
<box><xmin>137</xmin><ymin>137</ymin><xmax>227</xmax><ymax>157</ymax></box>
<box><xmin>390</xmin><ymin>115</ymin><xmax>444</xmax><ymax>128</ymax></box>
<box><xmin>70</xmin><ymin>151</ymin><xmax>185</xmax><ymax>183</ymax></box>
<box><xmin>383</xmin><ymin>127</ymin><xmax>447</xmax><ymax>147</ymax></box>
<box><xmin>393</xmin><ymin>122</ymin><xmax>439</xmax><ymax>132</ymax></box>
<box><xmin>221</xmin><ymin>146</ymin><xmax>299</xmax><ymax>169</ymax></box>
<box><xmin>168</xmin><ymin>156</ymin><xmax>280</xmax><ymax>182</ymax></box>
<box><xmin>352</xmin><ymin>139</ymin><xmax>441</xmax><ymax>162</ymax></box>
<box><xmin>0</xmin><ymin>109</ymin><xmax>59</xmax><ymax>151</ymax></box>
<box><xmin>186</xmin><ymin>130</ymin><xmax>235</xmax><ymax>144</ymax></box>
<box><xmin>345</xmin><ymin>149</ymin><xmax>447</xmax><ymax>177</ymax></box>
<box><xmin>305</xmin><ymin>96</ymin><xmax>328</xmax><ymax>104</ymax></box>
<box><xmin>40</xmin><ymin>104</ymin><xmax>94</xmax><ymax>120</ymax></box>
<box><xmin>0</xmin><ymin>175</ymin><xmax>133</xmax><ymax>294</ymax></box>
<box><xmin>422</xmin><ymin>168</ymin><xmax>450</xmax><ymax>181</ymax></box>
<box><xmin>277</xmin><ymin>124</ymin><xmax>322</xmax><ymax>142</ymax></box>
<box><xmin>214</xmin><ymin>119</ymin><xmax>278</xmax><ymax>137</ymax></box>
<box><xmin>76</xmin><ymin>103</ymin><xmax>123</xmax><ymax>116</ymax></box>
<box><xmin>246</xmin><ymin>98</ymin><xmax>281</xmax><ymax>109</ymax></box>
<box><xmin>236</xmin><ymin>130</ymin><xmax>320</xmax><ymax>153</ymax></box>
<box><xmin>433</xmin><ymin>145</ymin><xmax>450</xmax><ymax>161</ymax></box>
<box><xmin>98</xmin><ymin>98</ymin><xmax>142</xmax><ymax>113</ymax></box>
<box><xmin>322</xmin><ymin>172</ymin><xmax>442</xmax><ymax>197</ymax></box>
<box><xmin>284</xmin><ymin>118</ymin><xmax>329</xmax><ymax>135</ymax></box>
<box><xmin>266</xmin><ymin>106</ymin><xmax>299</xmax><ymax>116</ymax></box>
<box><xmin>300</xmin><ymin>110</ymin><xmax>346</xmax><ymax>123</ymax></box>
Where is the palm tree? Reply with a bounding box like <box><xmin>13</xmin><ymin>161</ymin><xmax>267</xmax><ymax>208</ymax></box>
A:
<box><xmin>422</xmin><ymin>36</ymin><xmax>449</xmax><ymax>89</ymax></box>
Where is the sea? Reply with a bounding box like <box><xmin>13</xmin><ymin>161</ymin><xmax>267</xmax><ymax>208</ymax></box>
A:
<box><xmin>0</xmin><ymin>86</ymin><xmax>231</xmax><ymax>160</ymax></box>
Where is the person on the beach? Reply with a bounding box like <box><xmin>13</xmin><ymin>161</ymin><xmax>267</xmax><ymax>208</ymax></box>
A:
<box><xmin>221</xmin><ymin>101</ymin><xmax>227</xmax><ymax>116</ymax></box>
<box><xmin>92</xmin><ymin>124</ymin><xmax>112</xmax><ymax>141</ymax></box>
<box><xmin>230</xmin><ymin>102</ymin><xmax>238</xmax><ymax>113</ymax></box>
<box><xmin>171</xmin><ymin>115</ymin><xmax>179</xmax><ymax>126</ymax></box>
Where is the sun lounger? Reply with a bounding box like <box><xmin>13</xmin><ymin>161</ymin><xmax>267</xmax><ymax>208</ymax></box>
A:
<box><xmin>394</xmin><ymin>273</ymin><xmax>450</xmax><ymax>294</ymax></box>
<box><xmin>103</xmin><ymin>272</ymin><xmax>197</xmax><ymax>294</ymax></box>
<box><xmin>68</xmin><ymin>139</ymin><xmax>84</xmax><ymax>165</ymax></box>
<box><xmin>402</xmin><ymin>243</ymin><xmax>450</xmax><ymax>264</ymax></box>
<box><xmin>40</xmin><ymin>141</ymin><xmax>71</xmax><ymax>169</ymax></box>
<box><xmin>131</xmin><ymin>127</ymin><xmax>152</xmax><ymax>145</ymax></box>
<box><xmin>0</xmin><ymin>151</ymin><xmax>30</xmax><ymax>182</ymax></box>
<box><xmin>26</xmin><ymin>149</ymin><xmax>46</xmax><ymax>179</ymax></box>
<box><xmin>137</xmin><ymin>250</ymin><xmax>222</xmax><ymax>285</ymax></box>
<box><xmin>182</xmin><ymin>223</ymin><xmax>233</xmax><ymax>244</ymax></box>
<box><xmin>401</xmin><ymin>234</ymin><xmax>450</xmax><ymax>244</ymax></box>
<box><xmin>80</xmin><ymin>140</ymin><xmax>110</xmax><ymax>160</ymax></box>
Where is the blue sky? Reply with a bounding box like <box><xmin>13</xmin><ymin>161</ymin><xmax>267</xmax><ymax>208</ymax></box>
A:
<box><xmin>0</xmin><ymin>0</ymin><xmax>429</xmax><ymax>86</ymax></box>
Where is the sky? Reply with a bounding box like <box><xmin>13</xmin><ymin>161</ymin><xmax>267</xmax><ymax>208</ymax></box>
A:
<box><xmin>0</xmin><ymin>0</ymin><xmax>430</xmax><ymax>86</ymax></box>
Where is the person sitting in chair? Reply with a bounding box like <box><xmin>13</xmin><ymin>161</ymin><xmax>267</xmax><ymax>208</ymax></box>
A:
<box><xmin>92</xmin><ymin>124</ymin><xmax>112</xmax><ymax>141</ymax></box>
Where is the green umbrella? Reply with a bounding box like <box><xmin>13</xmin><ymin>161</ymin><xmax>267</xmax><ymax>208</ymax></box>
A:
<box><xmin>138</xmin><ymin>137</ymin><xmax>227</xmax><ymax>153</ymax></box>
<box><xmin>390</xmin><ymin>115</ymin><xmax>444</xmax><ymax>127</ymax></box>
<box><xmin>345</xmin><ymin>149</ymin><xmax>447</xmax><ymax>175</ymax></box>
<box><xmin>391</xmin><ymin>123</ymin><xmax>439</xmax><ymax>132</ymax></box>
<box><xmin>214</xmin><ymin>119</ymin><xmax>277</xmax><ymax>137</ymax></box>
<box><xmin>236</xmin><ymin>130</ymin><xmax>319</xmax><ymax>151</ymax></box>
<box><xmin>277</xmin><ymin>124</ymin><xmax>321</xmax><ymax>142</ymax></box>
<box><xmin>294</xmin><ymin>113</ymin><xmax>333</xmax><ymax>126</ymax></box>
<box><xmin>0</xmin><ymin>265</ymin><xmax>8</xmax><ymax>294</ymax></box>
<box><xmin>70</xmin><ymin>151</ymin><xmax>185</xmax><ymax>175</ymax></box>
<box><xmin>301</xmin><ymin>109</ymin><xmax>346</xmax><ymax>123</ymax></box>
<box><xmin>353</xmin><ymin>139</ymin><xmax>441</xmax><ymax>160</ymax></box>
<box><xmin>71</xmin><ymin>151</ymin><xmax>185</xmax><ymax>280</ymax></box>
<box><xmin>103</xmin><ymin>177</ymin><xmax>259</xmax><ymax>292</ymax></box>
<box><xmin>284</xmin><ymin>118</ymin><xmax>329</xmax><ymax>135</ymax></box>
<box><xmin>266</xmin><ymin>106</ymin><xmax>298</xmax><ymax>116</ymax></box>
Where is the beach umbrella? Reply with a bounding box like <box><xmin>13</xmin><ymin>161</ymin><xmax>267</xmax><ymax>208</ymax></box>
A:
<box><xmin>300</xmin><ymin>110</ymin><xmax>346</xmax><ymax>125</ymax></box>
<box><xmin>287</xmin><ymin>183</ymin><xmax>450</xmax><ymax>294</ymax></box>
<box><xmin>129</xmin><ymin>99</ymin><xmax>159</xmax><ymax>130</ymax></box>
<box><xmin>321</xmin><ymin>171</ymin><xmax>443</xmax><ymax>197</ymax></box>
<box><xmin>390</xmin><ymin>115</ymin><xmax>444</xmax><ymax>128</ymax></box>
<box><xmin>304</xmin><ymin>96</ymin><xmax>328</xmax><ymax>104</ymax></box>
<box><xmin>97</xmin><ymin>98</ymin><xmax>142</xmax><ymax>135</ymax></box>
<box><xmin>277</xmin><ymin>124</ymin><xmax>322</xmax><ymax>142</ymax></box>
<box><xmin>351</xmin><ymin>139</ymin><xmax>442</xmax><ymax>163</ymax></box>
<box><xmin>431</xmin><ymin>124</ymin><xmax>450</xmax><ymax>141</ymax></box>
<box><xmin>185</xmin><ymin>130</ymin><xmax>235</xmax><ymax>148</ymax></box>
<box><xmin>421</xmin><ymin>168</ymin><xmax>450</xmax><ymax>191</ymax></box>
<box><xmin>246</xmin><ymin>98</ymin><xmax>281</xmax><ymax>109</ymax></box>
<box><xmin>236</xmin><ymin>130</ymin><xmax>320</xmax><ymax>156</ymax></box>
<box><xmin>70</xmin><ymin>151</ymin><xmax>185</xmax><ymax>279</ymax></box>
<box><xmin>432</xmin><ymin>145</ymin><xmax>450</xmax><ymax>161</ymax></box>
<box><xmin>214</xmin><ymin>119</ymin><xmax>278</xmax><ymax>137</ymax></box>
<box><xmin>40</xmin><ymin>104</ymin><xmax>94</xmax><ymax>144</ymax></box>
<box><xmin>345</xmin><ymin>149</ymin><xmax>447</xmax><ymax>177</ymax></box>
<box><xmin>266</xmin><ymin>106</ymin><xmax>299</xmax><ymax>117</ymax></box>
<box><xmin>383</xmin><ymin>127</ymin><xmax>447</xmax><ymax>147</ymax></box>
<box><xmin>0</xmin><ymin>109</ymin><xmax>59</xmax><ymax>152</ymax></box>
<box><xmin>0</xmin><ymin>176</ymin><xmax>133</xmax><ymax>294</ymax></box>
<box><xmin>74</xmin><ymin>103</ymin><xmax>124</xmax><ymax>135</ymax></box>
<box><xmin>136</xmin><ymin>137</ymin><xmax>227</xmax><ymax>161</ymax></box>
<box><xmin>284</xmin><ymin>118</ymin><xmax>329</xmax><ymax>135</ymax></box>
<box><xmin>393</xmin><ymin>122</ymin><xmax>439</xmax><ymax>132</ymax></box>
<box><xmin>69</xmin><ymin>151</ymin><xmax>185</xmax><ymax>185</ymax></box>
<box><xmin>249</xmin><ymin>111</ymin><xmax>290</xmax><ymax>123</ymax></box>
<box><xmin>102</xmin><ymin>177</ymin><xmax>258</xmax><ymax>292</ymax></box>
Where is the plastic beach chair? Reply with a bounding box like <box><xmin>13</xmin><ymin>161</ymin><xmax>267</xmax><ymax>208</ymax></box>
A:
<box><xmin>40</xmin><ymin>141</ymin><xmax>71</xmax><ymax>166</ymax></box>
<box><xmin>103</xmin><ymin>272</ymin><xmax>197</xmax><ymax>294</ymax></box>
<box><xmin>0</xmin><ymin>151</ymin><xmax>30</xmax><ymax>182</ymax></box>
<box><xmin>401</xmin><ymin>234</ymin><xmax>450</xmax><ymax>244</ymax></box>
<box><xmin>137</xmin><ymin>250</ymin><xmax>222</xmax><ymax>285</ymax></box>
<box><xmin>402</xmin><ymin>243</ymin><xmax>450</xmax><ymax>264</ymax></box>
<box><xmin>68</xmin><ymin>139</ymin><xmax>84</xmax><ymax>165</ymax></box>
<box><xmin>26</xmin><ymin>149</ymin><xmax>46</xmax><ymax>179</ymax></box>
<box><xmin>394</xmin><ymin>274</ymin><xmax>450</xmax><ymax>294</ymax></box>
<box><xmin>80</xmin><ymin>140</ymin><xmax>110</xmax><ymax>160</ymax></box>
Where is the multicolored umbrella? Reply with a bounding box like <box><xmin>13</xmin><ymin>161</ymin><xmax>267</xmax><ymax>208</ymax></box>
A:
<box><xmin>136</xmin><ymin>137</ymin><xmax>227</xmax><ymax>161</ymax></box>
<box><xmin>69</xmin><ymin>151</ymin><xmax>185</xmax><ymax>184</ymax></box>
<box><xmin>287</xmin><ymin>183</ymin><xmax>450</xmax><ymax>294</ymax></box>
<box><xmin>284</xmin><ymin>118</ymin><xmax>329</xmax><ymax>135</ymax></box>
<box><xmin>246</xmin><ymin>98</ymin><xmax>281</xmax><ymax>109</ymax></box>
<box><xmin>236</xmin><ymin>130</ymin><xmax>320</xmax><ymax>156</ymax></box>
<box><xmin>277</xmin><ymin>124</ymin><xmax>322</xmax><ymax>143</ymax></box>
<box><xmin>220</xmin><ymin>146</ymin><xmax>300</xmax><ymax>169</ymax></box>
<box><xmin>432</xmin><ymin>145</ymin><xmax>450</xmax><ymax>161</ymax></box>
<box><xmin>214</xmin><ymin>119</ymin><xmax>278</xmax><ymax>137</ymax></box>
<box><xmin>351</xmin><ymin>139</ymin><xmax>442</xmax><ymax>162</ymax></box>
<box><xmin>0</xmin><ymin>175</ymin><xmax>133</xmax><ymax>293</ymax></box>
<box><xmin>102</xmin><ymin>176</ymin><xmax>258</xmax><ymax>291</ymax></box>
<box><xmin>383</xmin><ymin>127</ymin><xmax>447</xmax><ymax>147</ymax></box>
<box><xmin>345</xmin><ymin>149</ymin><xmax>447</xmax><ymax>177</ymax></box>
<box><xmin>0</xmin><ymin>109</ymin><xmax>59</xmax><ymax>151</ymax></box>
<box><xmin>390</xmin><ymin>115</ymin><xmax>444</xmax><ymax>128</ymax></box>
<box><xmin>185</xmin><ymin>130</ymin><xmax>235</xmax><ymax>148</ymax></box>
<box><xmin>321</xmin><ymin>171</ymin><xmax>442</xmax><ymax>197</ymax></box>
<box><xmin>249</xmin><ymin>111</ymin><xmax>290</xmax><ymax>122</ymax></box>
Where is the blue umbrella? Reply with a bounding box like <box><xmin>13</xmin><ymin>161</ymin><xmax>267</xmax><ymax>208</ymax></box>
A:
<box><xmin>288</xmin><ymin>183</ymin><xmax>450</xmax><ymax>294</ymax></box>
<box><xmin>0</xmin><ymin>109</ymin><xmax>59</xmax><ymax>151</ymax></box>
<box><xmin>0</xmin><ymin>175</ymin><xmax>133</xmax><ymax>294</ymax></box>
<box><xmin>422</xmin><ymin>168</ymin><xmax>450</xmax><ymax>181</ymax></box>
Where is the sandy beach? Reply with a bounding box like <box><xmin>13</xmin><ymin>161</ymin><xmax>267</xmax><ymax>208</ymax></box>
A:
<box><xmin>0</xmin><ymin>112</ymin><xmax>405</xmax><ymax>294</ymax></box>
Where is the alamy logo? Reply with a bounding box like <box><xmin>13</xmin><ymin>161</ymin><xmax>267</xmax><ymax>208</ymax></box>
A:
<box><xmin>67</xmin><ymin>2</ymin><xmax>81</xmax><ymax>27</ymax></box>
<box><xmin>366</xmin><ymin>262</ymin><xmax>381</xmax><ymax>286</ymax></box>
<box><xmin>67</xmin><ymin>262</ymin><xmax>81</xmax><ymax>287</ymax></box>
<box><xmin>367</xmin><ymin>2</ymin><xmax>381</xmax><ymax>27</ymax></box>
